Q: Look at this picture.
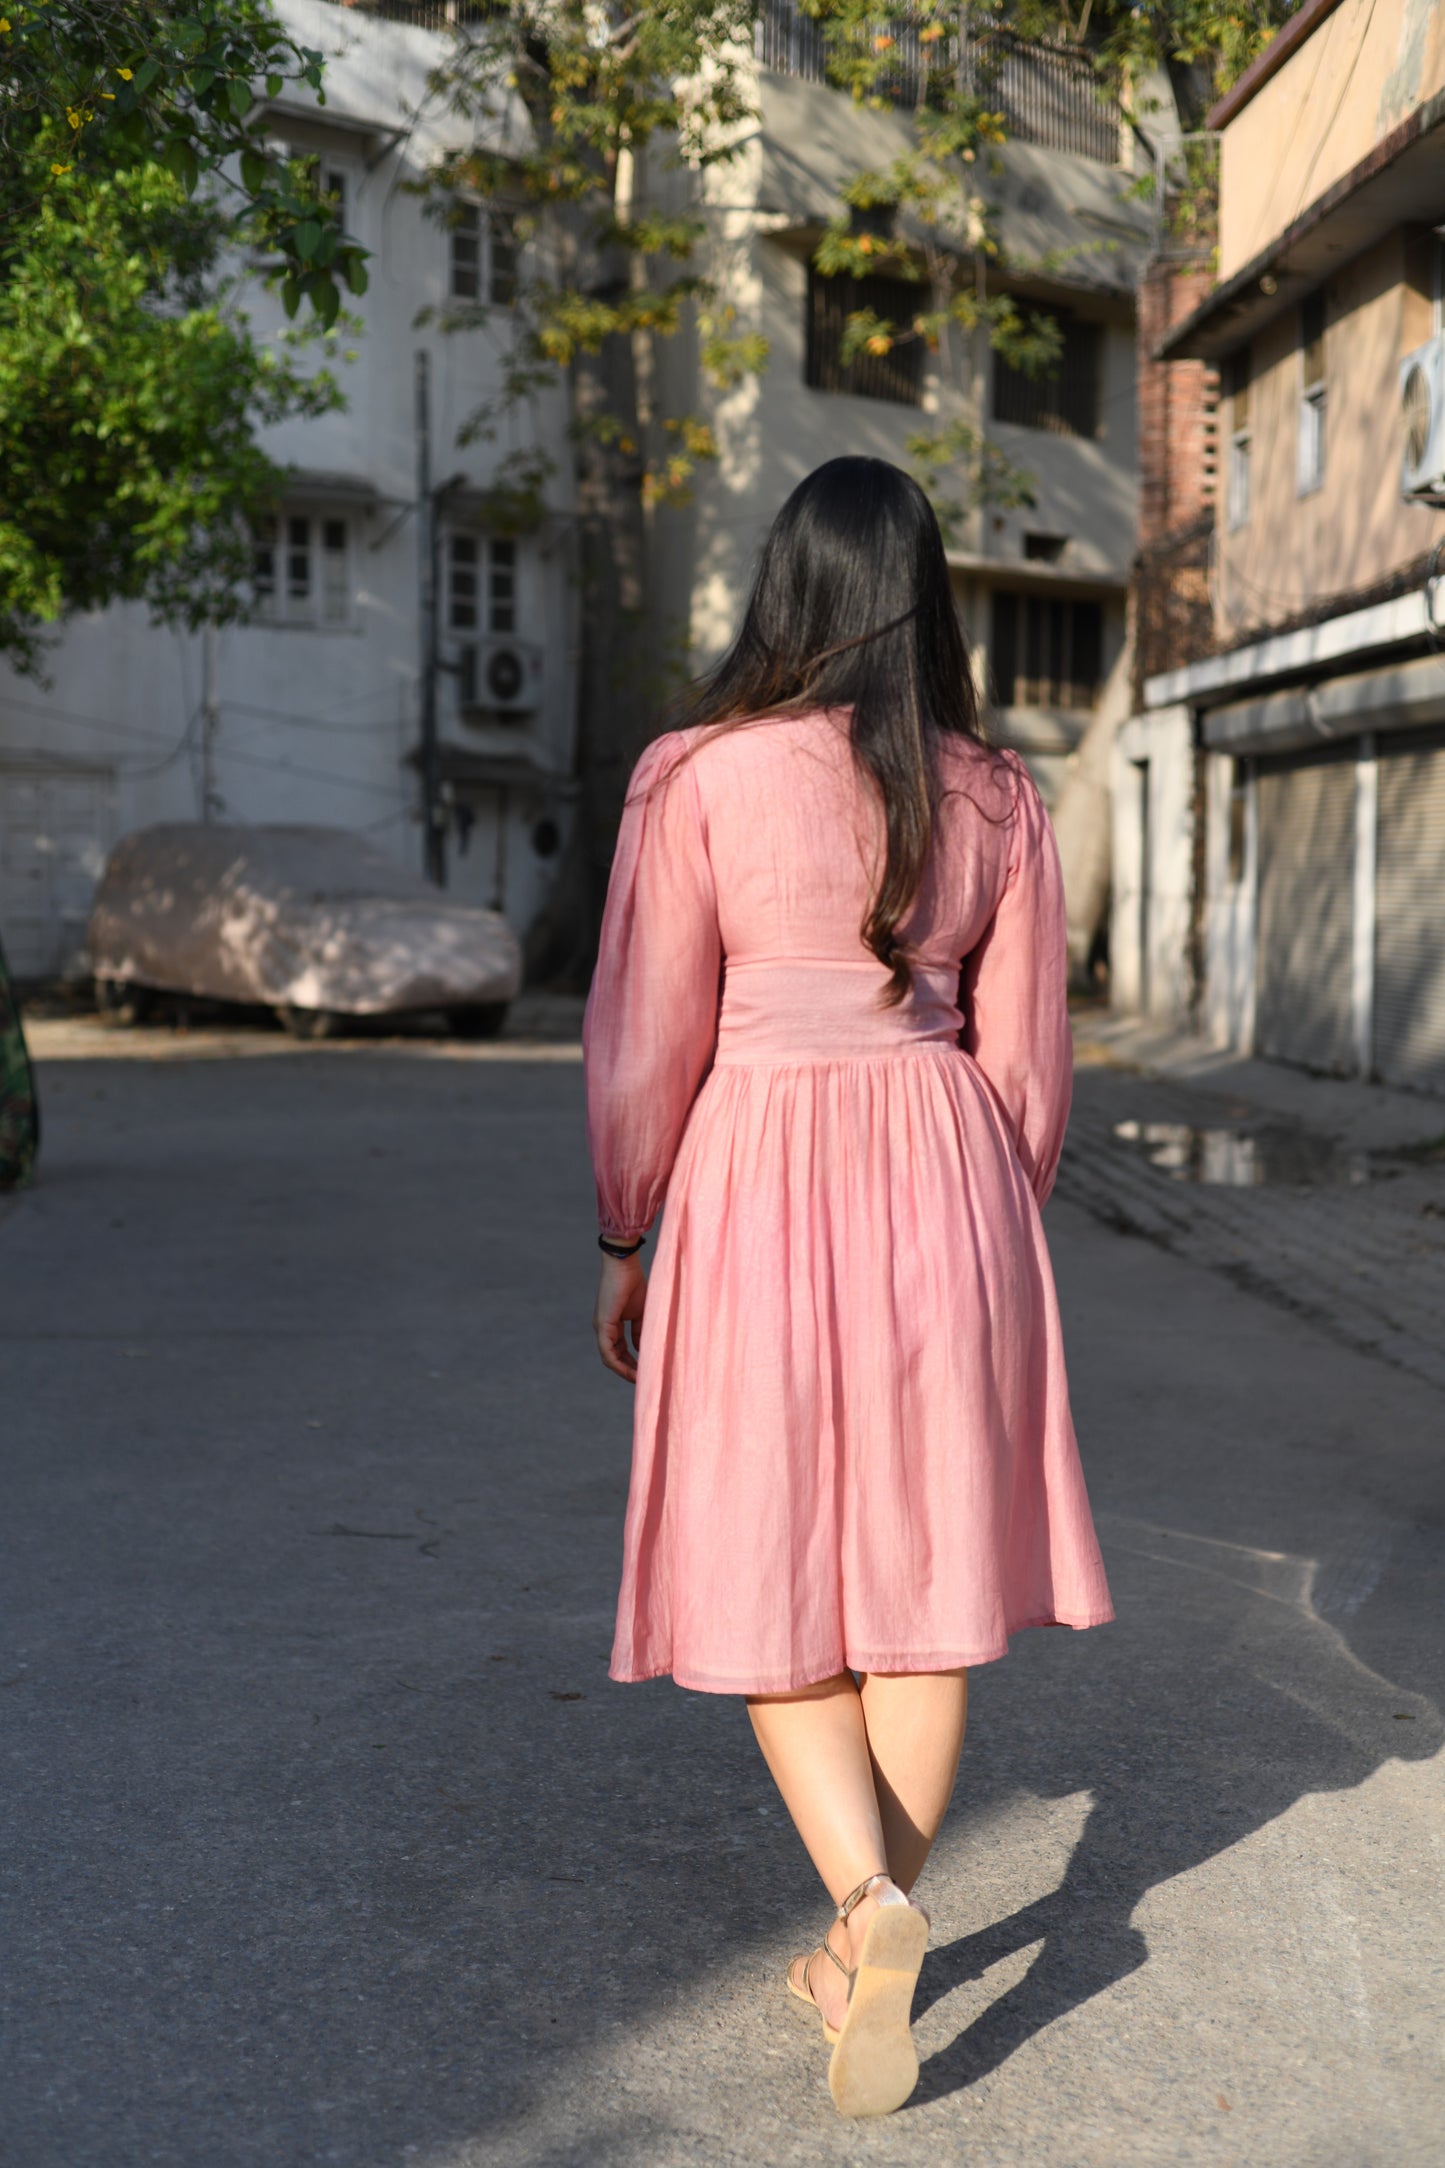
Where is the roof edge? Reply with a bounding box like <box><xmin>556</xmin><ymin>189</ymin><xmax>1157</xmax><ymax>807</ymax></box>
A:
<box><xmin>1205</xmin><ymin>0</ymin><xmax>1350</xmax><ymax>131</ymax></box>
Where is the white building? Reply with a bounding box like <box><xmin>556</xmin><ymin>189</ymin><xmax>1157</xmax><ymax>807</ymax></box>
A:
<box><xmin>654</xmin><ymin>5</ymin><xmax>1167</xmax><ymax>806</ymax></box>
<box><xmin>0</xmin><ymin>0</ymin><xmax>578</xmax><ymax>984</ymax></box>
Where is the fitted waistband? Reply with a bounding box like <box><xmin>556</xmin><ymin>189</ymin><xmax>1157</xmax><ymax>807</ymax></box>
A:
<box><xmin>713</xmin><ymin>957</ymin><xmax>963</xmax><ymax>1065</ymax></box>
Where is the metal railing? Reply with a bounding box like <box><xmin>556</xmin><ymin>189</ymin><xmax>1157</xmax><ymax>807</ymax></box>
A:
<box><xmin>755</xmin><ymin>1</ymin><xmax>1122</xmax><ymax>165</ymax></box>
<box><xmin>321</xmin><ymin>0</ymin><xmax>494</xmax><ymax>29</ymax></box>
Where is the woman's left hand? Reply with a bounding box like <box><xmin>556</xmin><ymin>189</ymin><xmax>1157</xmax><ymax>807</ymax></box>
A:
<box><xmin>593</xmin><ymin>1252</ymin><xmax>648</xmax><ymax>1384</ymax></box>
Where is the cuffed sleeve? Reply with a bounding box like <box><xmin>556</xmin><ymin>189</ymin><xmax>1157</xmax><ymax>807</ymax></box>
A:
<box><xmin>583</xmin><ymin>731</ymin><xmax>723</xmax><ymax>1241</ymax></box>
<box><xmin>961</xmin><ymin>754</ymin><xmax>1073</xmax><ymax>1206</ymax></box>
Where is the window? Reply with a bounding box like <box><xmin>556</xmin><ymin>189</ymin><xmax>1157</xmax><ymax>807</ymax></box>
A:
<box><xmin>990</xmin><ymin>590</ymin><xmax>1102</xmax><ymax>710</ymax></box>
<box><xmin>252</xmin><ymin>513</ymin><xmax>352</xmax><ymax>627</ymax></box>
<box><xmin>1297</xmin><ymin>291</ymin><xmax>1326</xmax><ymax>496</ymax></box>
<box><xmin>1023</xmin><ymin>531</ymin><xmax>1068</xmax><ymax>563</ymax></box>
<box><xmin>1227</xmin><ymin>760</ymin><xmax>1249</xmax><ymax>886</ymax></box>
<box><xmin>805</xmin><ymin>268</ymin><xmax>924</xmax><ymax>407</ymax></box>
<box><xmin>449</xmin><ymin>203</ymin><xmax>519</xmax><ymax>305</ymax></box>
<box><xmin>992</xmin><ymin>310</ymin><xmax>1100</xmax><ymax>438</ymax></box>
<box><xmin>448</xmin><ymin>532</ymin><xmax>518</xmax><ymax>636</ymax></box>
<box><xmin>1226</xmin><ymin>349</ymin><xmax>1252</xmax><ymax>530</ymax></box>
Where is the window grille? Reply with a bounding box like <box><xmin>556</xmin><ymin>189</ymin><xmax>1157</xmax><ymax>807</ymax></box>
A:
<box><xmin>990</xmin><ymin>591</ymin><xmax>1102</xmax><ymax>711</ymax></box>
<box><xmin>449</xmin><ymin>202</ymin><xmax>481</xmax><ymax>301</ymax></box>
<box><xmin>805</xmin><ymin>268</ymin><xmax>924</xmax><ymax>408</ymax></box>
<box><xmin>1297</xmin><ymin>291</ymin><xmax>1326</xmax><ymax>497</ymax></box>
<box><xmin>992</xmin><ymin>311</ymin><xmax>1100</xmax><ymax>438</ymax></box>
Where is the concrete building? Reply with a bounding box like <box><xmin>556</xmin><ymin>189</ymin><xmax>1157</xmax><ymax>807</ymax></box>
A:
<box><xmin>0</xmin><ymin>0</ymin><xmax>578</xmax><ymax>984</ymax></box>
<box><xmin>653</xmin><ymin>2</ymin><xmax>1166</xmax><ymax>807</ymax></box>
<box><xmin>1115</xmin><ymin>0</ymin><xmax>1445</xmax><ymax>1097</ymax></box>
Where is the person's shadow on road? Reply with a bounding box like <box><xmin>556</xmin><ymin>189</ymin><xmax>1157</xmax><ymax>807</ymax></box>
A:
<box><xmin>906</xmin><ymin>1513</ymin><xmax>1444</xmax><ymax>2106</ymax></box>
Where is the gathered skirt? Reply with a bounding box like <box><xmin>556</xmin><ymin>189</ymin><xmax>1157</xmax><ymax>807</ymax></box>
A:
<box><xmin>610</xmin><ymin>1040</ymin><xmax>1115</xmax><ymax>1694</ymax></box>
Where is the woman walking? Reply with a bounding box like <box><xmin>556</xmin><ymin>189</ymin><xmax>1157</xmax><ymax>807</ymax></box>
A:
<box><xmin>583</xmin><ymin>456</ymin><xmax>1113</xmax><ymax>2118</ymax></box>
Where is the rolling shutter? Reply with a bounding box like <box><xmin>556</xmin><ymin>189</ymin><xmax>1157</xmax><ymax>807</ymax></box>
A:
<box><xmin>1374</xmin><ymin>741</ymin><xmax>1445</xmax><ymax>1093</ymax></box>
<box><xmin>1255</xmin><ymin>757</ymin><xmax>1355</xmax><ymax>1073</ymax></box>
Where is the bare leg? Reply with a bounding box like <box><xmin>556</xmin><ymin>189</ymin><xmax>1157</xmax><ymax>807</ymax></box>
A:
<box><xmin>747</xmin><ymin>1673</ymin><xmax>890</xmax><ymax>2032</ymax></box>
<box><xmin>858</xmin><ymin>1668</ymin><xmax>969</xmax><ymax>1896</ymax></box>
<box><xmin>747</xmin><ymin>1668</ymin><xmax>967</xmax><ymax>2033</ymax></box>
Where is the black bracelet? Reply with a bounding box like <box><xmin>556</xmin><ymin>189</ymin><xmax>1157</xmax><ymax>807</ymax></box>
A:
<box><xmin>598</xmin><ymin>1232</ymin><xmax>645</xmax><ymax>1259</ymax></box>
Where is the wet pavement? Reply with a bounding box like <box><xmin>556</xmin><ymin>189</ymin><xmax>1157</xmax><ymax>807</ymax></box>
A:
<box><xmin>2</xmin><ymin>1018</ymin><xmax>1443</xmax><ymax>2166</ymax></box>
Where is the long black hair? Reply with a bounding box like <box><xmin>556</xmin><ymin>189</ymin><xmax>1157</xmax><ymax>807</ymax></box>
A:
<box><xmin>679</xmin><ymin>456</ymin><xmax>990</xmax><ymax>1006</ymax></box>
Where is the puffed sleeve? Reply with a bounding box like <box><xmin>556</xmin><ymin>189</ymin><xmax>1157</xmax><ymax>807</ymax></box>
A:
<box><xmin>961</xmin><ymin>755</ymin><xmax>1072</xmax><ymax>1206</ymax></box>
<box><xmin>583</xmin><ymin>730</ymin><xmax>723</xmax><ymax>1242</ymax></box>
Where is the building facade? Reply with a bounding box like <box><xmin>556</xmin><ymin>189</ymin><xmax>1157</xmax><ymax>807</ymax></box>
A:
<box><xmin>0</xmin><ymin>0</ymin><xmax>578</xmax><ymax>983</ymax></box>
<box><xmin>1115</xmin><ymin>0</ymin><xmax>1445</xmax><ymax>1096</ymax></box>
<box><xmin>652</xmin><ymin>3</ymin><xmax>1166</xmax><ymax>807</ymax></box>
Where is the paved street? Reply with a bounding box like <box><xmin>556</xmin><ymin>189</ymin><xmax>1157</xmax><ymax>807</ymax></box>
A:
<box><xmin>3</xmin><ymin>1019</ymin><xmax>1444</xmax><ymax>2167</ymax></box>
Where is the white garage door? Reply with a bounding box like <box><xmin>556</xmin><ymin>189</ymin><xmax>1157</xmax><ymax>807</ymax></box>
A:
<box><xmin>0</xmin><ymin>768</ymin><xmax>117</xmax><ymax>980</ymax></box>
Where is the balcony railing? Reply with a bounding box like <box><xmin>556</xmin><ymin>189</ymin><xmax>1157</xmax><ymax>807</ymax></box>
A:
<box><xmin>756</xmin><ymin>1</ymin><xmax>1123</xmax><ymax>166</ymax></box>
<box><xmin>321</xmin><ymin>0</ymin><xmax>494</xmax><ymax>28</ymax></box>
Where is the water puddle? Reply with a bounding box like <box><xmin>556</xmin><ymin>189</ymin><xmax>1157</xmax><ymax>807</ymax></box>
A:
<box><xmin>1111</xmin><ymin>1120</ymin><xmax>1372</xmax><ymax>1188</ymax></box>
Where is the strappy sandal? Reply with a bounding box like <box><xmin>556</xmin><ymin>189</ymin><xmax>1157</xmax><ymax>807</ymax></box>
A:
<box><xmin>785</xmin><ymin>1925</ymin><xmax>847</xmax><ymax>2045</ymax></box>
<box><xmin>787</xmin><ymin>1872</ymin><xmax>931</xmax><ymax>2116</ymax></box>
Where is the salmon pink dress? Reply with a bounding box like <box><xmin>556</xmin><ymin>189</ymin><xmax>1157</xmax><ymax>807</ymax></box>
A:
<box><xmin>583</xmin><ymin>713</ymin><xmax>1114</xmax><ymax>1694</ymax></box>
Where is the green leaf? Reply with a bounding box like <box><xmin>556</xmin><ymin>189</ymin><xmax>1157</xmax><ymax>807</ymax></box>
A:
<box><xmin>226</xmin><ymin>78</ymin><xmax>252</xmax><ymax>121</ymax></box>
<box><xmin>281</xmin><ymin>276</ymin><xmax>301</xmax><ymax>319</ymax></box>
<box><xmin>265</xmin><ymin>74</ymin><xmax>283</xmax><ymax>99</ymax></box>
<box><xmin>343</xmin><ymin>256</ymin><xmax>369</xmax><ymax>298</ymax></box>
<box><xmin>240</xmin><ymin>149</ymin><xmax>267</xmax><ymax>196</ymax></box>
<box><xmin>133</xmin><ymin>56</ymin><xmax>161</xmax><ymax>96</ymax></box>
<box><xmin>293</xmin><ymin>221</ymin><xmax>321</xmax><ymax>261</ymax></box>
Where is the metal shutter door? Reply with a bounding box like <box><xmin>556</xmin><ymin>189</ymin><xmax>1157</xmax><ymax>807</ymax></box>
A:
<box><xmin>1255</xmin><ymin>759</ymin><xmax>1355</xmax><ymax>1072</ymax></box>
<box><xmin>1375</xmin><ymin>743</ymin><xmax>1445</xmax><ymax>1092</ymax></box>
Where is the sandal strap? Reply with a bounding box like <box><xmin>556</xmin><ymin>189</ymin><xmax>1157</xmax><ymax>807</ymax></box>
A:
<box><xmin>834</xmin><ymin>1870</ymin><xmax>894</xmax><ymax>1924</ymax></box>
<box><xmin>819</xmin><ymin>1925</ymin><xmax>853</xmax><ymax>1980</ymax></box>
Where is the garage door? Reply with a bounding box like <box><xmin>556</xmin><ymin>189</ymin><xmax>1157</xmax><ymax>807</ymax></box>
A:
<box><xmin>1374</xmin><ymin>740</ymin><xmax>1445</xmax><ymax>1093</ymax></box>
<box><xmin>1255</xmin><ymin>757</ymin><xmax>1356</xmax><ymax>1073</ymax></box>
<box><xmin>0</xmin><ymin>768</ymin><xmax>116</xmax><ymax>980</ymax></box>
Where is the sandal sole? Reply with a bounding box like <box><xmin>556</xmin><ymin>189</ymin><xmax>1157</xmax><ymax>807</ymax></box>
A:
<box><xmin>826</xmin><ymin>1904</ymin><xmax>929</xmax><ymax>2118</ymax></box>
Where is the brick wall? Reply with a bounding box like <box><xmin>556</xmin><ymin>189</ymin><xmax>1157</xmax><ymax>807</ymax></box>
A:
<box><xmin>1134</xmin><ymin>257</ymin><xmax>1220</xmax><ymax>697</ymax></box>
<box><xmin>1136</xmin><ymin>258</ymin><xmax>1219</xmax><ymax>545</ymax></box>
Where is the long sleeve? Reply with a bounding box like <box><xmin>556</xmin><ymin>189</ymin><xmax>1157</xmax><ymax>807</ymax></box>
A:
<box><xmin>961</xmin><ymin>756</ymin><xmax>1073</xmax><ymax>1206</ymax></box>
<box><xmin>583</xmin><ymin>731</ymin><xmax>723</xmax><ymax>1241</ymax></box>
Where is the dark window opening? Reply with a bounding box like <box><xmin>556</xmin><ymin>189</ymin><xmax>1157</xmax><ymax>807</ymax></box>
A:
<box><xmin>992</xmin><ymin>310</ymin><xmax>1100</xmax><ymax>438</ymax></box>
<box><xmin>805</xmin><ymin>267</ymin><xmax>925</xmax><ymax>407</ymax></box>
<box><xmin>1023</xmin><ymin>532</ymin><xmax>1068</xmax><ymax>563</ymax></box>
<box><xmin>991</xmin><ymin>590</ymin><xmax>1103</xmax><ymax>710</ymax></box>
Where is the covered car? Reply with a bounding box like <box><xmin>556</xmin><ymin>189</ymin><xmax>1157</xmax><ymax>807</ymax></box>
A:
<box><xmin>87</xmin><ymin>824</ymin><xmax>522</xmax><ymax>1037</ymax></box>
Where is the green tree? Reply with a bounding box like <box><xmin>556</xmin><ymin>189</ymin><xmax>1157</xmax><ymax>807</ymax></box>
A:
<box><xmin>0</xmin><ymin>1</ymin><xmax>371</xmax><ymax>675</ymax></box>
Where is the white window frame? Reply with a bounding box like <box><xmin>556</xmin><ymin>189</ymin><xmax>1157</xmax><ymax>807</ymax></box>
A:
<box><xmin>448</xmin><ymin>201</ymin><xmax>519</xmax><ymax>306</ymax></box>
<box><xmin>447</xmin><ymin>530</ymin><xmax>519</xmax><ymax>637</ymax></box>
<box><xmin>252</xmin><ymin>509</ymin><xmax>355</xmax><ymax>630</ymax></box>
<box><xmin>1297</xmin><ymin>292</ymin><xmax>1326</xmax><ymax>498</ymax></box>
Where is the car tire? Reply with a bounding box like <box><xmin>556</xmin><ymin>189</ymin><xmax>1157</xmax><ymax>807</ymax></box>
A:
<box><xmin>276</xmin><ymin>1005</ymin><xmax>346</xmax><ymax>1041</ymax></box>
<box><xmin>94</xmin><ymin>977</ymin><xmax>153</xmax><ymax>1026</ymax></box>
<box><xmin>449</xmin><ymin>1002</ymin><xmax>509</xmax><ymax>1041</ymax></box>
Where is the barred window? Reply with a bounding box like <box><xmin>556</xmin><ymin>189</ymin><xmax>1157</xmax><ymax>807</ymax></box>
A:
<box><xmin>992</xmin><ymin>310</ymin><xmax>1101</xmax><ymax>438</ymax></box>
<box><xmin>1297</xmin><ymin>292</ymin><xmax>1326</xmax><ymax>496</ymax></box>
<box><xmin>805</xmin><ymin>268</ymin><xmax>924</xmax><ymax>407</ymax></box>
<box><xmin>449</xmin><ymin>532</ymin><xmax>517</xmax><ymax>636</ymax></box>
<box><xmin>1226</xmin><ymin>348</ymin><xmax>1252</xmax><ymax>530</ymax></box>
<box><xmin>991</xmin><ymin>590</ymin><xmax>1102</xmax><ymax>710</ymax></box>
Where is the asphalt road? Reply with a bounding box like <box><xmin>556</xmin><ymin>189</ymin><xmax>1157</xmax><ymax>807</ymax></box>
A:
<box><xmin>3</xmin><ymin>1037</ymin><xmax>1443</xmax><ymax>2167</ymax></box>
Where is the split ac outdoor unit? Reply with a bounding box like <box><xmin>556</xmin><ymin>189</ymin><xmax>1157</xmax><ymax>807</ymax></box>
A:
<box><xmin>1400</xmin><ymin>333</ymin><xmax>1445</xmax><ymax>499</ymax></box>
<box><xmin>458</xmin><ymin>637</ymin><xmax>544</xmax><ymax>720</ymax></box>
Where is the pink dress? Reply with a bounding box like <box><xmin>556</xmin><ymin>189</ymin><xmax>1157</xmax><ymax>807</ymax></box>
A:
<box><xmin>583</xmin><ymin>713</ymin><xmax>1114</xmax><ymax>1693</ymax></box>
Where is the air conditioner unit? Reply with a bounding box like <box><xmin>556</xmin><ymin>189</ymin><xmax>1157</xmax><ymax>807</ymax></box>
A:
<box><xmin>457</xmin><ymin>637</ymin><xmax>544</xmax><ymax>721</ymax></box>
<box><xmin>1400</xmin><ymin>333</ymin><xmax>1445</xmax><ymax>498</ymax></box>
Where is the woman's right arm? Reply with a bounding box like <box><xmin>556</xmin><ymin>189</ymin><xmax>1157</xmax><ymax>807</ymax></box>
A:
<box><xmin>582</xmin><ymin>731</ymin><xmax>723</xmax><ymax>1246</ymax></box>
